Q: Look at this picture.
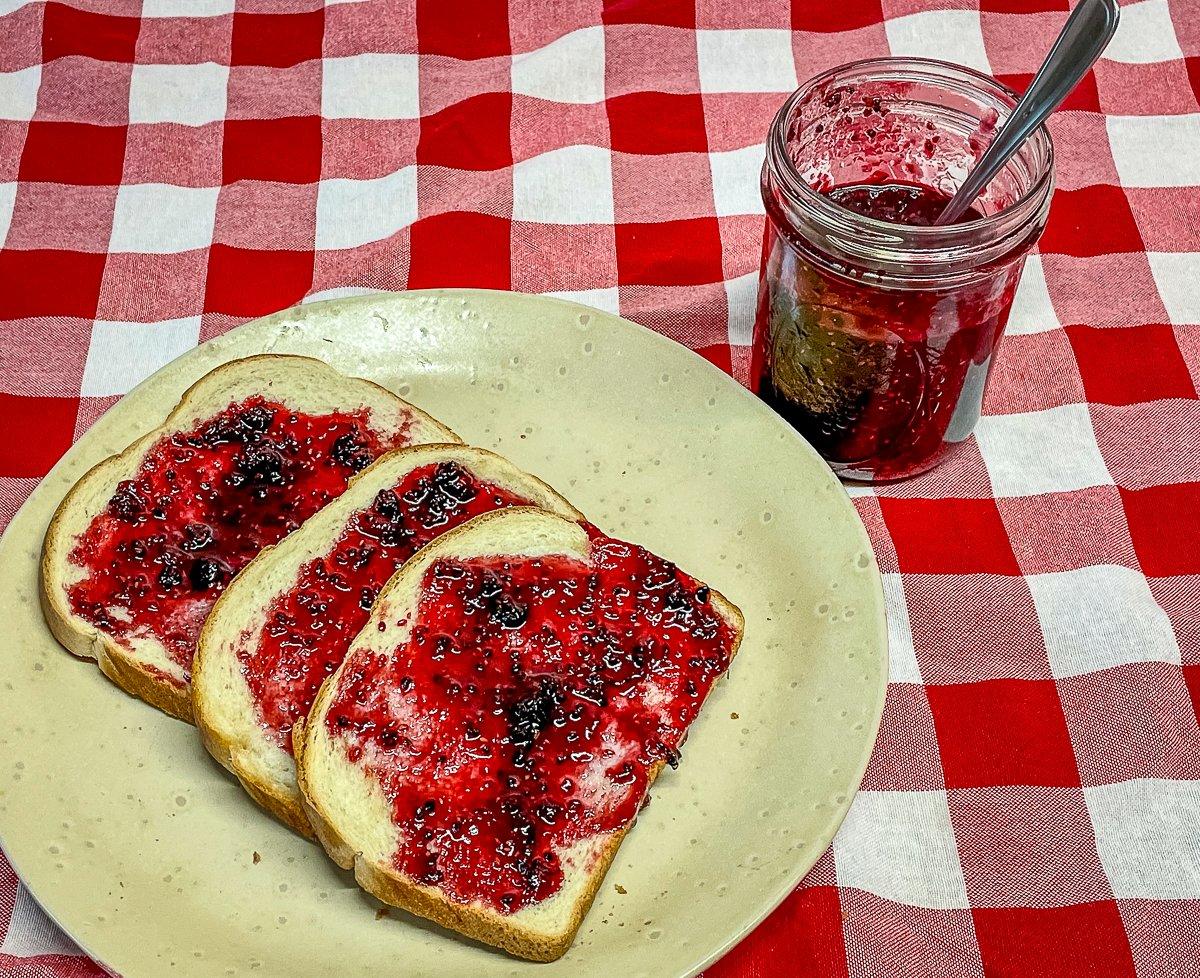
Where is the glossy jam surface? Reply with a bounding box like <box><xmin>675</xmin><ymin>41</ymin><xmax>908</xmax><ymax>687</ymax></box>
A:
<box><xmin>756</xmin><ymin>178</ymin><xmax>1022</xmax><ymax>481</ymax></box>
<box><xmin>66</xmin><ymin>397</ymin><xmax>402</xmax><ymax>676</ymax></box>
<box><xmin>324</xmin><ymin>529</ymin><xmax>734</xmax><ymax>913</ymax></box>
<box><xmin>241</xmin><ymin>462</ymin><xmax>533</xmax><ymax>753</ymax></box>
<box><xmin>826</xmin><ymin>181</ymin><xmax>982</xmax><ymax>227</ymax></box>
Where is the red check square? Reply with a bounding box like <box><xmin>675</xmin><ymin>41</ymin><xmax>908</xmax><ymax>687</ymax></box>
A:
<box><xmin>223</xmin><ymin>116</ymin><xmax>322</xmax><ymax>184</ymax></box>
<box><xmin>230</xmin><ymin>10</ymin><xmax>324</xmax><ymax>68</ymax></box>
<box><xmin>926</xmin><ymin>679</ymin><xmax>1079</xmax><ymax>788</ymax></box>
<box><xmin>408</xmin><ymin>212</ymin><xmax>511</xmax><ymax>290</ymax></box>
<box><xmin>602</xmin><ymin>0</ymin><xmax>697</xmax><ymax>28</ymax></box>
<box><xmin>1121</xmin><ymin>483</ymin><xmax>1200</xmax><ymax>577</ymax></box>
<box><xmin>417</xmin><ymin>0</ymin><xmax>511</xmax><ymax>58</ymax></box>
<box><xmin>996</xmin><ymin>70</ymin><xmax>1100</xmax><ymax>112</ymax></box>
<box><xmin>0</xmin><ymin>249</ymin><xmax>105</xmax><ymax>320</ymax></box>
<box><xmin>1040</xmin><ymin>185</ymin><xmax>1144</xmax><ymax>259</ymax></box>
<box><xmin>19</xmin><ymin>121</ymin><xmax>126</xmax><ymax>185</ymax></box>
<box><xmin>616</xmin><ymin>218</ymin><xmax>723</xmax><ymax>286</ymax></box>
<box><xmin>41</xmin><ymin>2</ymin><xmax>140</xmax><ymax>64</ymax></box>
<box><xmin>607</xmin><ymin>92</ymin><xmax>708</xmax><ymax>155</ymax></box>
<box><xmin>1067</xmin><ymin>324</ymin><xmax>1196</xmax><ymax>407</ymax></box>
<box><xmin>791</xmin><ymin>0</ymin><xmax>884</xmax><ymax>31</ymax></box>
<box><xmin>878</xmin><ymin>497</ymin><xmax>1021</xmax><ymax>576</ymax></box>
<box><xmin>416</xmin><ymin>94</ymin><xmax>513</xmax><ymax>171</ymax></box>
<box><xmin>1186</xmin><ymin>664</ymin><xmax>1200</xmax><ymax>727</ymax></box>
<box><xmin>695</xmin><ymin>343</ymin><xmax>732</xmax><ymax>375</ymax></box>
<box><xmin>707</xmin><ymin>885</ymin><xmax>849</xmax><ymax>978</ymax></box>
<box><xmin>0</xmin><ymin>393</ymin><xmax>78</xmax><ymax>478</ymax></box>
<box><xmin>204</xmin><ymin>245</ymin><xmax>313</xmax><ymax>318</ymax></box>
<box><xmin>973</xmin><ymin>903</ymin><xmax>1136</xmax><ymax>978</ymax></box>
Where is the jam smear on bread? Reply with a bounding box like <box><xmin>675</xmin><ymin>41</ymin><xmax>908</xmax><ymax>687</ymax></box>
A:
<box><xmin>66</xmin><ymin>397</ymin><xmax>402</xmax><ymax>675</ymax></box>
<box><xmin>241</xmin><ymin>461</ymin><xmax>534</xmax><ymax>752</ymax></box>
<box><xmin>324</xmin><ymin>527</ymin><xmax>735</xmax><ymax>913</ymax></box>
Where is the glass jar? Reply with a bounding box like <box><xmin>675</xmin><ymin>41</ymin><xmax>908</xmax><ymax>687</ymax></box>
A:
<box><xmin>752</xmin><ymin>58</ymin><xmax>1054</xmax><ymax>481</ymax></box>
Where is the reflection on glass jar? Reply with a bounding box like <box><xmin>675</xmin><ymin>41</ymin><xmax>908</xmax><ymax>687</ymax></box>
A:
<box><xmin>753</xmin><ymin>58</ymin><xmax>1054</xmax><ymax>482</ymax></box>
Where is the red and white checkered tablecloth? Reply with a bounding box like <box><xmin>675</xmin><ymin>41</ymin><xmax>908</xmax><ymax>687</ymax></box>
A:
<box><xmin>2</xmin><ymin>0</ymin><xmax>1199</xmax><ymax>975</ymax></box>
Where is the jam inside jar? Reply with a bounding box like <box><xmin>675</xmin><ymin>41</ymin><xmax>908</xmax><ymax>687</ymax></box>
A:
<box><xmin>753</xmin><ymin>59</ymin><xmax>1054</xmax><ymax>481</ymax></box>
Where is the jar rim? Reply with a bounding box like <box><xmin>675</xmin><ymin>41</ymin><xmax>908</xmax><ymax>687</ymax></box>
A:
<box><xmin>765</xmin><ymin>56</ymin><xmax>1055</xmax><ymax>259</ymax></box>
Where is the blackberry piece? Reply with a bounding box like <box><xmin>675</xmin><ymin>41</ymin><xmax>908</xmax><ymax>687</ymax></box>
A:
<box><xmin>107</xmin><ymin>481</ymin><xmax>146</xmax><ymax>523</ymax></box>
<box><xmin>331</xmin><ymin>431</ymin><xmax>372</xmax><ymax>472</ymax></box>
<box><xmin>188</xmin><ymin>557</ymin><xmax>225</xmax><ymax>592</ymax></box>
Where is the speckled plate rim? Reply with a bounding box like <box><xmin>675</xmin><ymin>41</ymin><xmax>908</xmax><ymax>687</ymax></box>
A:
<box><xmin>0</xmin><ymin>289</ymin><xmax>887</xmax><ymax>978</ymax></box>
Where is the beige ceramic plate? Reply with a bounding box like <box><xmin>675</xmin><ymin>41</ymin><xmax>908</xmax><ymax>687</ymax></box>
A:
<box><xmin>0</xmin><ymin>290</ymin><xmax>886</xmax><ymax>978</ymax></box>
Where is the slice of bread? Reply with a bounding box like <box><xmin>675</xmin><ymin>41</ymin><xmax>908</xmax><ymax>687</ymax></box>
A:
<box><xmin>40</xmin><ymin>355</ymin><xmax>459</xmax><ymax>723</ymax></box>
<box><xmin>296</xmin><ymin>508</ymin><xmax>743</xmax><ymax>961</ymax></box>
<box><xmin>193</xmin><ymin>445</ymin><xmax>583</xmax><ymax>839</ymax></box>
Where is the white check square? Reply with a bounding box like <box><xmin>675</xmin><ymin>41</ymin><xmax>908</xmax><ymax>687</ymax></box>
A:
<box><xmin>322</xmin><ymin>54</ymin><xmax>419</xmax><ymax>120</ymax></box>
<box><xmin>0</xmin><ymin>182</ymin><xmax>15</xmax><ymax>247</ymax></box>
<box><xmin>109</xmin><ymin>184</ymin><xmax>218</xmax><ymax>254</ymax></box>
<box><xmin>1104</xmin><ymin>0</ymin><xmax>1184</xmax><ymax>64</ymax></box>
<box><xmin>0</xmin><ymin>65</ymin><xmax>39</xmax><ymax>122</ymax></box>
<box><xmin>82</xmin><ymin>317</ymin><xmax>202</xmax><ymax>397</ymax></box>
<box><xmin>316</xmin><ymin>166</ymin><xmax>418</xmax><ymax>250</ymax></box>
<box><xmin>1086</xmin><ymin>779</ymin><xmax>1200</xmax><ymax>898</ymax></box>
<box><xmin>881</xmin><ymin>573</ymin><xmax>921</xmax><ymax>684</ymax></box>
<box><xmin>0</xmin><ymin>886</ymin><xmax>85</xmax><ymax>956</ymax></box>
<box><xmin>513</xmin><ymin>146</ymin><xmax>614</xmax><ymax>225</ymax></box>
<box><xmin>885</xmin><ymin>10</ymin><xmax>990</xmax><ymax>75</ymax></box>
<box><xmin>543</xmin><ymin>287</ymin><xmax>620</xmax><ymax>316</ymax></box>
<box><xmin>142</xmin><ymin>0</ymin><xmax>233</xmax><ymax>14</ymax></box>
<box><xmin>1006</xmin><ymin>255</ymin><xmax>1061</xmax><ymax>336</ymax></box>
<box><xmin>975</xmin><ymin>403</ymin><xmax>1112</xmax><ymax>498</ymax></box>
<box><xmin>1107</xmin><ymin>115</ymin><xmax>1200</xmax><ymax>188</ymax></box>
<box><xmin>696</xmin><ymin>30</ymin><xmax>797</xmax><ymax>93</ymax></box>
<box><xmin>724</xmin><ymin>271</ymin><xmax>758</xmax><ymax>347</ymax></box>
<box><xmin>1148</xmin><ymin>253</ymin><xmax>1200</xmax><ymax>325</ymax></box>
<box><xmin>1028</xmin><ymin>565</ymin><xmax>1180</xmax><ymax>678</ymax></box>
<box><xmin>834</xmin><ymin>789</ymin><xmax>969</xmax><ymax>909</ymax></box>
<box><xmin>129</xmin><ymin>63</ymin><xmax>229</xmax><ymax>126</ymax></box>
<box><xmin>709</xmin><ymin>144</ymin><xmax>765</xmax><ymax>217</ymax></box>
<box><xmin>512</xmin><ymin>27</ymin><xmax>605</xmax><ymax>105</ymax></box>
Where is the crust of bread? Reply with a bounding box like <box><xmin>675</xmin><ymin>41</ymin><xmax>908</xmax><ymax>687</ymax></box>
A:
<box><xmin>192</xmin><ymin>445</ymin><xmax>585</xmax><ymax>839</ymax></box>
<box><xmin>296</xmin><ymin>508</ymin><xmax>744</xmax><ymax>961</ymax></box>
<box><xmin>40</xmin><ymin>354</ymin><xmax>460</xmax><ymax>725</ymax></box>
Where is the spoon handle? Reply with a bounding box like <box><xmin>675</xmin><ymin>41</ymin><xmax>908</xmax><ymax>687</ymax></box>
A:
<box><xmin>935</xmin><ymin>0</ymin><xmax>1120</xmax><ymax>225</ymax></box>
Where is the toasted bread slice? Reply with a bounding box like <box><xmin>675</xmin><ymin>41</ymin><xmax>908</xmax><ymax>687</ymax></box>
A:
<box><xmin>40</xmin><ymin>355</ymin><xmax>459</xmax><ymax>723</ymax></box>
<box><xmin>193</xmin><ymin>445</ymin><xmax>584</xmax><ymax>838</ymax></box>
<box><xmin>297</xmin><ymin>508</ymin><xmax>743</xmax><ymax>961</ymax></box>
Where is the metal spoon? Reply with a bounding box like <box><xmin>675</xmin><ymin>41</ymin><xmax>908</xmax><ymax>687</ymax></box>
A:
<box><xmin>935</xmin><ymin>0</ymin><xmax>1119</xmax><ymax>225</ymax></box>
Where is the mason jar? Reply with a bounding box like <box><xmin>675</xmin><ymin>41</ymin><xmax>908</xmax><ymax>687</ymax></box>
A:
<box><xmin>752</xmin><ymin>58</ymin><xmax>1055</xmax><ymax>481</ymax></box>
